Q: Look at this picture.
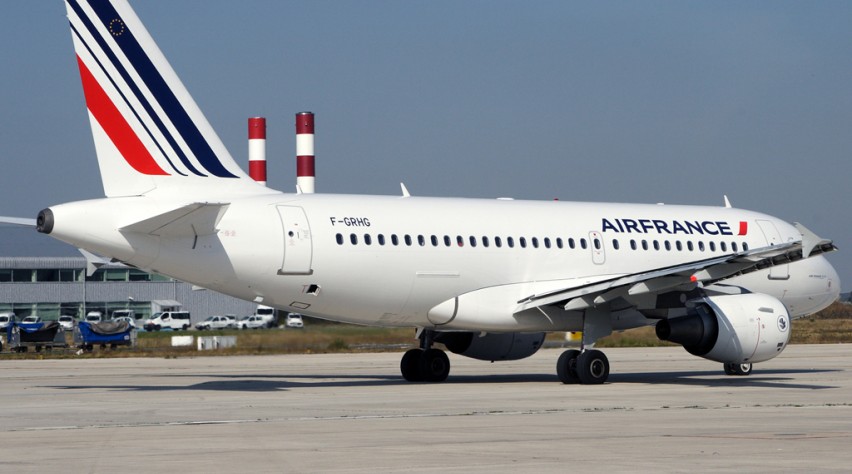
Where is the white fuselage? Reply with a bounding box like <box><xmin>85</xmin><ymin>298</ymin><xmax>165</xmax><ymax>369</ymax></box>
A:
<box><xmin>45</xmin><ymin>191</ymin><xmax>841</xmax><ymax>333</ymax></box>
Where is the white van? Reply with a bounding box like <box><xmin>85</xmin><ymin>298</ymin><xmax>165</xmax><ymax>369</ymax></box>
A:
<box><xmin>255</xmin><ymin>305</ymin><xmax>276</xmax><ymax>328</ymax></box>
<box><xmin>143</xmin><ymin>311</ymin><xmax>191</xmax><ymax>331</ymax></box>
<box><xmin>85</xmin><ymin>311</ymin><xmax>104</xmax><ymax>323</ymax></box>
<box><xmin>0</xmin><ymin>312</ymin><xmax>16</xmax><ymax>330</ymax></box>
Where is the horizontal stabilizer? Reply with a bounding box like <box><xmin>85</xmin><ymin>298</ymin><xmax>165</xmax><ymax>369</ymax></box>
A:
<box><xmin>77</xmin><ymin>248</ymin><xmax>118</xmax><ymax>276</ymax></box>
<box><xmin>0</xmin><ymin>216</ymin><xmax>37</xmax><ymax>227</ymax></box>
<box><xmin>120</xmin><ymin>203</ymin><xmax>229</xmax><ymax>238</ymax></box>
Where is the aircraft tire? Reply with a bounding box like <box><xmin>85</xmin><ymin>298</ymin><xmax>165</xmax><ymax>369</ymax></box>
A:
<box><xmin>576</xmin><ymin>350</ymin><xmax>609</xmax><ymax>384</ymax></box>
<box><xmin>401</xmin><ymin>348</ymin><xmax>424</xmax><ymax>382</ymax></box>
<box><xmin>420</xmin><ymin>349</ymin><xmax>450</xmax><ymax>382</ymax></box>
<box><xmin>724</xmin><ymin>363</ymin><xmax>752</xmax><ymax>376</ymax></box>
<box><xmin>556</xmin><ymin>349</ymin><xmax>581</xmax><ymax>384</ymax></box>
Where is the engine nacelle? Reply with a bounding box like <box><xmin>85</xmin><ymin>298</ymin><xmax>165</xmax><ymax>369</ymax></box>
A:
<box><xmin>434</xmin><ymin>332</ymin><xmax>546</xmax><ymax>362</ymax></box>
<box><xmin>655</xmin><ymin>293</ymin><xmax>791</xmax><ymax>364</ymax></box>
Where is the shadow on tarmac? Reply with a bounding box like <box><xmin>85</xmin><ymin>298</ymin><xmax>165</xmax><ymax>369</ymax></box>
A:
<box><xmin>49</xmin><ymin>368</ymin><xmax>839</xmax><ymax>392</ymax></box>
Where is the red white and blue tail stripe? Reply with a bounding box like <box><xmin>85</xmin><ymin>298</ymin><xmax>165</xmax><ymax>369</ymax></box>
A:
<box><xmin>65</xmin><ymin>0</ymin><xmax>258</xmax><ymax>196</ymax></box>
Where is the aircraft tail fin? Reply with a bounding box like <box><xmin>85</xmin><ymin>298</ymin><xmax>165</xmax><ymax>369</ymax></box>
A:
<box><xmin>65</xmin><ymin>0</ymin><xmax>263</xmax><ymax>197</ymax></box>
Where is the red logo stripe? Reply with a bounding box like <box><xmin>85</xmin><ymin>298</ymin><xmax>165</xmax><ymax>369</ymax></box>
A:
<box><xmin>76</xmin><ymin>56</ymin><xmax>168</xmax><ymax>176</ymax></box>
<box><xmin>738</xmin><ymin>221</ymin><xmax>748</xmax><ymax>235</ymax></box>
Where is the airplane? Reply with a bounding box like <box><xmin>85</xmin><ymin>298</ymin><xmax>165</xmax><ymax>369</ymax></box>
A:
<box><xmin>4</xmin><ymin>0</ymin><xmax>841</xmax><ymax>384</ymax></box>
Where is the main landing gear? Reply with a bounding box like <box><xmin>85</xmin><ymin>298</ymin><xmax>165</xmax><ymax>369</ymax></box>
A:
<box><xmin>556</xmin><ymin>348</ymin><xmax>610</xmax><ymax>384</ymax></box>
<box><xmin>400</xmin><ymin>330</ymin><xmax>450</xmax><ymax>382</ymax></box>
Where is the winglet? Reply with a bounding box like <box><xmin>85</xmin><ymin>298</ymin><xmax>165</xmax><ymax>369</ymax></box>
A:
<box><xmin>794</xmin><ymin>222</ymin><xmax>832</xmax><ymax>258</ymax></box>
<box><xmin>723</xmin><ymin>195</ymin><xmax>732</xmax><ymax>208</ymax></box>
<box><xmin>400</xmin><ymin>183</ymin><xmax>411</xmax><ymax>198</ymax></box>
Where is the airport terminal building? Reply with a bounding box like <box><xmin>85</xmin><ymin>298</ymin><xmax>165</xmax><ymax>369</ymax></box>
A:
<box><xmin>0</xmin><ymin>225</ymin><xmax>255</xmax><ymax>323</ymax></box>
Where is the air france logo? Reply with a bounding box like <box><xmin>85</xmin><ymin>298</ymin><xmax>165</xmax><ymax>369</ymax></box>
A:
<box><xmin>777</xmin><ymin>315</ymin><xmax>788</xmax><ymax>332</ymax></box>
<box><xmin>601</xmin><ymin>218</ymin><xmax>748</xmax><ymax>236</ymax></box>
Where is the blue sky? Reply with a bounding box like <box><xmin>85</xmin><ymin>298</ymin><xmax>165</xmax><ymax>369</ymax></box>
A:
<box><xmin>0</xmin><ymin>1</ymin><xmax>850</xmax><ymax>289</ymax></box>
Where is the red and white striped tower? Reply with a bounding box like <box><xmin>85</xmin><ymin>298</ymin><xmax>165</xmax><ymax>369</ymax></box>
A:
<box><xmin>295</xmin><ymin>112</ymin><xmax>315</xmax><ymax>193</ymax></box>
<box><xmin>248</xmin><ymin>117</ymin><xmax>267</xmax><ymax>186</ymax></box>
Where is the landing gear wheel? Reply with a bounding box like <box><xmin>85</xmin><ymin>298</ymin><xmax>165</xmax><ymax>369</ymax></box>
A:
<box><xmin>420</xmin><ymin>349</ymin><xmax>450</xmax><ymax>382</ymax></box>
<box><xmin>401</xmin><ymin>348</ymin><xmax>424</xmax><ymax>382</ymax></box>
<box><xmin>724</xmin><ymin>363</ymin><xmax>752</xmax><ymax>376</ymax></box>
<box><xmin>556</xmin><ymin>349</ymin><xmax>581</xmax><ymax>384</ymax></box>
<box><xmin>576</xmin><ymin>349</ymin><xmax>609</xmax><ymax>384</ymax></box>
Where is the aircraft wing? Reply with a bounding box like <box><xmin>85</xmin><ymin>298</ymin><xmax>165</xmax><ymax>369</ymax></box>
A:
<box><xmin>517</xmin><ymin>222</ymin><xmax>838</xmax><ymax>312</ymax></box>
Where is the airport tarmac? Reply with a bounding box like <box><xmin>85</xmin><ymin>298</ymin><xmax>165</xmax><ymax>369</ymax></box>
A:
<box><xmin>1</xmin><ymin>345</ymin><xmax>851</xmax><ymax>473</ymax></box>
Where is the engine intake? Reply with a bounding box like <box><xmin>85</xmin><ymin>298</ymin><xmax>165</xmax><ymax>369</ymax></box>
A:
<box><xmin>656</xmin><ymin>293</ymin><xmax>791</xmax><ymax>364</ymax></box>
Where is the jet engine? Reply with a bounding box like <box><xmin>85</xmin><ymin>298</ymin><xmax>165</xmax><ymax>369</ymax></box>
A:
<box><xmin>656</xmin><ymin>293</ymin><xmax>791</xmax><ymax>364</ymax></box>
<box><xmin>434</xmin><ymin>332</ymin><xmax>546</xmax><ymax>362</ymax></box>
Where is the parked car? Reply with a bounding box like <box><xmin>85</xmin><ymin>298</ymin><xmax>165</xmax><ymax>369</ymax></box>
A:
<box><xmin>58</xmin><ymin>315</ymin><xmax>77</xmax><ymax>331</ymax></box>
<box><xmin>85</xmin><ymin>311</ymin><xmax>104</xmax><ymax>323</ymax></box>
<box><xmin>112</xmin><ymin>309</ymin><xmax>135</xmax><ymax>320</ymax></box>
<box><xmin>113</xmin><ymin>316</ymin><xmax>137</xmax><ymax>328</ymax></box>
<box><xmin>241</xmin><ymin>315</ymin><xmax>267</xmax><ymax>330</ymax></box>
<box><xmin>223</xmin><ymin>315</ymin><xmax>238</xmax><ymax>329</ymax></box>
<box><xmin>195</xmin><ymin>315</ymin><xmax>231</xmax><ymax>330</ymax></box>
<box><xmin>143</xmin><ymin>311</ymin><xmax>191</xmax><ymax>331</ymax></box>
<box><xmin>285</xmin><ymin>313</ymin><xmax>304</xmax><ymax>329</ymax></box>
<box><xmin>21</xmin><ymin>315</ymin><xmax>43</xmax><ymax>324</ymax></box>
<box><xmin>0</xmin><ymin>312</ymin><xmax>15</xmax><ymax>330</ymax></box>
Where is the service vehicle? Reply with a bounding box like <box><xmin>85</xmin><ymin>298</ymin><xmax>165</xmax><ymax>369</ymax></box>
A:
<box><xmin>143</xmin><ymin>311</ymin><xmax>191</xmax><ymax>331</ymax></box>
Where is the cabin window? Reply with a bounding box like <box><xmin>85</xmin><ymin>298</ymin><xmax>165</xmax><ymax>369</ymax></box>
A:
<box><xmin>495</xmin><ymin>236</ymin><xmax>503</xmax><ymax>248</ymax></box>
<box><xmin>664</xmin><ymin>241</ymin><xmax>671</xmax><ymax>251</ymax></box>
<box><xmin>742</xmin><ymin>242</ymin><xmax>749</xmax><ymax>251</ymax></box>
<box><xmin>709</xmin><ymin>241</ymin><xmax>715</xmax><ymax>252</ymax></box>
<box><xmin>336</xmin><ymin>233</ymin><xmax>343</xmax><ymax>245</ymax></box>
<box><xmin>391</xmin><ymin>234</ymin><xmax>399</xmax><ymax>246</ymax></box>
<box><xmin>532</xmin><ymin>237</ymin><xmax>539</xmax><ymax>248</ymax></box>
<box><xmin>580</xmin><ymin>238</ymin><xmax>587</xmax><ymax>249</ymax></box>
<box><xmin>676</xmin><ymin>241</ymin><xmax>683</xmax><ymax>251</ymax></box>
<box><xmin>568</xmin><ymin>238</ymin><xmax>576</xmax><ymax>249</ymax></box>
<box><xmin>556</xmin><ymin>238</ymin><xmax>563</xmax><ymax>249</ymax></box>
<box><xmin>364</xmin><ymin>234</ymin><xmax>372</xmax><ymax>245</ymax></box>
<box><xmin>482</xmin><ymin>236</ymin><xmax>490</xmax><ymax>248</ymax></box>
<box><xmin>378</xmin><ymin>234</ymin><xmax>386</xmax><ymax>246</ymax></box>
<box><xmin>520</xmin><ymin>237</ymin><xmax>527</xmax><ymax>248</ymax></box>
<box><xmin>687</xmin><ymin>241</ymin><xmax>694</xmax><ymax>251</ymax></box>
<box><xmin>612</xmin><ymin>239</ymin><xmax>620</xmax><ymax>250</ymax></box>
<box><xmin>653</xmin><ymin>240</ymin><xmax>660</xmax><ymax>251</ymax></box>
<box><xmin>630</xmin><ymin>240</ymin><xmax>637</xmax><ymax>250</ymax></box>
<box><xmin>443</xmin><ymin>235</ymin><xmax>451</xmax><ymax>247</ymax></box>
<box><xmin>641</xmin><ymin>240</ymin><xmax>648</xmax><ymax>251</ymax></box>
<box><xmin>698</xmin><ymin>241</ymin><xmax>705</xmax><ymax>252</ymax></box>
<box><xmin>456</xmin><ymin>235</ymin><xmax>464</xmax><ymax>247</ymax></box>
<box><xmin>593</xmin><ymin>238</ymin><xmax>601</xmax><ymax>250</ymax></box>
<box><xmin>404</xmin><ymin>235</ymin><xmax>412</xmax><ymax>246</ymax></box>
<box><xmin>720</xmin><ymin>242</ymin><xmax>727</xmax><ymax>252</ymax></box>
<box><xmin>544</xmin><ymin>237</ymin><xmax>551</xmax><ymax>249</ymax></box>
<box><xmin>507</xmin><ymin>237</ymin><xmax>515</xmax><ymax>248</ymax></box>
<box><xmin>469</xmin><ymin>236</ymin><xmax>477</xmax><ymax>248</ymax></box>
<box><xmin>417</xmin><ymin>235</ymin><xmax>425</xmax><ymax>246</ymax></box>
<box><xmin>350</xmin><ymin>233</ymin><xmax>358</xmax><ymax>245</ymax></box>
